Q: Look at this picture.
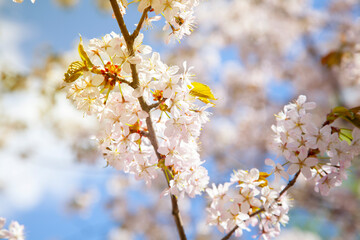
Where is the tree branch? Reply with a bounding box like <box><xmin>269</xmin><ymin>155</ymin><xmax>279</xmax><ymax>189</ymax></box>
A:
<box><xmin>149</xmin><ymin>102</ymin><xmax>161</xmax><ymax>110</ymax></box>
<box><xmin>221</xmin><ymin>171</ymin><xmax>301</xmax><ymax>240</ymax></box>
<box><xmin>109</xmin><ymin>0</ymin><xmax>131</xmax><ymax>43</ymax></box>
<box><xmin>109</xmin><ymin>1</ymin><xmax>187</xmax><ymax>239</ymax></box>
<box><xmin>222</xmin><ymin>113</ymin><xmax>342</xmax><ymax>240</ymax></box>
<box><xmin>132</xmin><ymin>6</ymin><xmax>152</xmax><ymax>40</ymax></box>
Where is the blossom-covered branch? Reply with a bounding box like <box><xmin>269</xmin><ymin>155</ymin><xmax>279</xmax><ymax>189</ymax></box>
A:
<box><xmin>108</xmin><ymin>1</ymin><xmax>186</xmax><ymax>239</ymax></box>
<box><xmin>61</xmin><ymin>0</ymin><xmax>211</xmax><ymax>239</ymax></box>
<box><xmin>207</xmin><ymin>96</ymin><xmax>360</xmax><ymax>239</ymax></box>
<box><xmin>11</xmin><ymin>0</ymin><xmax>360</xmax><ymax>239</ymax></box>
<box><xmin>221</xmin><ymin>171</ymin><xmax>301</xmax><ymax>240</ymax></box>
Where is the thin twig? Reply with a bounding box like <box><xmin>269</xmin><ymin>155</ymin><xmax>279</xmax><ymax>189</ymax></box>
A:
<box><xmin>149</xmin><ymin>102</ymin><xmax>161</xmax><ymax>110</ymax></box>
<box><xmin>117</xmin><ymin>77</ymin><xmax>132</xmax><ymax>86</ymax></box>
<box><xmin>139</xmin><ymin>130</ymin><xmax>149</xmax><ymax>138</ymax></box>
<box><xmin>221</xmin><ymin>171</ymin><xmax>301</xmax><ymax>240</ymax></box>
<box><xmin>132</xmin><ymin>6</ymin><xmax>152</xmax><ymax>40</ymax></box>
<box><xmin>109</xmin><ymin>1</ymin><xmax>187</xmax><ymax>239</ymax></box>
<box><xmin>109</xmin><ymin>0</ymin><xmax>131</xmax><ymax>42</ymax></box>
<box><xmin>222</xmin><ymin>112</ymin><xmax>343</xmax><ymax>240</ymax></box>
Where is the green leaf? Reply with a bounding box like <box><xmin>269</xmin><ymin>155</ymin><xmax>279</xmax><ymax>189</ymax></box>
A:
<box><xmin>332</xmin><ymin>106</ymin><xmax>353</xmax><ymax>118</ymax></box>
<box><xmin>189</xmin><ymin>81</ymin><xmax>216</xmax><ymax>105</ymax></box>
<box><xmin>327</xmin><ymin>106</ymin><xmax>355</xmax><ymax>125</ymax></box>
<box><xmin>336</xmin><ymin>106</ymin><xmax>360</xmax><ymax>128</ymax></box>
<box><xmin>328</xmin><ymin>106</ymin><xmax>360</xmax><ymax>128</ymax></box>
<box><xmin>339</xmin><ymin>128</ymin><xmax>353</xmax><ymax>144</ymax></box>
<box><xmin>348</xmin><ymin>107</ymin><xmax>360</xmax><ymax>129</ymax></box>
<box><xmin>64</xmin><ymin>61</ymin><xmax>86</xmax><ymax>83</ymax></box>
<box><xmin>78</xmin><ymin>36</ymin><xmax>93</xmax><ymax>68</ymax></box>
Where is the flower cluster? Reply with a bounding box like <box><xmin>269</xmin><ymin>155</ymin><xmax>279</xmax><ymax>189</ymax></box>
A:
<box><xmin>64</xmin><ymin>32</ymin><xmax>211</xmax><ymax>198</ymax></box>
<box><xmin>132</xmin><ymin>0</ymin><xmax>198</xmax><ymax>42</ymax></box>
<box><xmin>0</xmin><ymin>218</ymin><xmax>25</xmax><ymax>240</ymax></box>
<box><xmin>206</xmin><ymin>169</ymin><xmax>291</xmax><ymax>239</ymax></box>
<box><xmin>271</xmin><ymin>95</ymin><xmax>360</xmax><ymax>195</ymax></box>
<box><xmin>206</xmin><ymin>95</ymin><xmax>360</xmax><ymax>239</ymax></box>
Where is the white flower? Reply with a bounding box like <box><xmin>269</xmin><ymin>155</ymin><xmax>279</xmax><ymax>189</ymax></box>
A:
<box><xmin>314</xmin><ymin>172</ymin><xmax>341</xmax><ymax>196</ymax></box>
<box><xmin>287</xmin><ymin>146</ymin><xmax>317</xmax><ymax>179</ymax></box>
<box><xmin>284</xmin><ymin>95</ymin><xmax>316</xmax><ymax>116</ymax></box>
<box><xmin>7</xmin><ymin>221</ymin><xmax>25</xmax><ymax>240</ymax></box>
<box><xmin>265</xmin><ymin>158</ymin><xmax>289</xmax><ymax>183</ymax></box>
<box><xmin>0</xmin><ymin>218</ymin><xmax>25</xmax><ymax>240</ymax></box>
<box><xmin>328</xmin><ymin>140</ymin><xmax>352</xmax><ymax>166</ymax></box>
<box><xmin>261</xmin><ymin>186</ymin><xmax>278</xmax><ymax>211</ymax></box>
<box><xmin>231</xmin><ymin>168</ymin><xmax>262</xmax><ymax>188</ymax></box>
<box><xmin>206</xmin><ymin>183</ymin><xmax>232</xmax><ymax>208</ymax></box>
<box><xmin>235</xmin><ymin>187</ymin><xmax>261</xmax><ymax>214</ymax></box>
<box><xmin>158</xmin><ymin>139</ymin><xmax>184</xmax><ymax>166</ymax></box>
<box><xmin>305</xmin><ymin>124</ymin><xmax>331</xmax><ymax>154</ymax></box>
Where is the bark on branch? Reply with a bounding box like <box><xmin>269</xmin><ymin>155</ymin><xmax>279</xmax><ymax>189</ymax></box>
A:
<box><xmin>221</xmin><ymin>171</ymin><xmax>301</xmax><ymax>240</ymax></box>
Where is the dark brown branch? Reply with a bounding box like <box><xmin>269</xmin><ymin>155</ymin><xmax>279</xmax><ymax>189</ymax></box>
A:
<box><xmin>221</xmin><ymin>171</ymin><xmax>301</xmax><ymax>240</ymax></box>
<box><xmin>170</xmin><ymin>194</ymin><xmax>187</xmax><ymax>239</ymax></box>
<box><xmin>109</xmin><ymin>1</ymin><xmax>187</xmax><ymax>239</ymax></box>
<box><xmin>277</xmin><ymin>170</ymin><xmax>300</xmax><ymax>198</ymax></box>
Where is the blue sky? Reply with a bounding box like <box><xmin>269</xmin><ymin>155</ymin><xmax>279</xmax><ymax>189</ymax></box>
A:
<box><xmin>0</xmin><ymin>2</ymin><xmax>136</xmax><ymax>239</ymax></box>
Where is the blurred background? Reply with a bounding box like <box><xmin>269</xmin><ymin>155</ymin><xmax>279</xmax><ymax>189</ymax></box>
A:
<box><xmin>0</xmin><ymin>0</ymin><xmax>360</xmax><ymax>239</ymax></box>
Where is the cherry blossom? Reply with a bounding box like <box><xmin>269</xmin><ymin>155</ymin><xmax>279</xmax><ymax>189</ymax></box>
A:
<box><xmin>10</xmin><ymin>0</ymin><xmax>360</xmax><ymax>239</ymax></box>
<box><xmin>62</xmin><ymin>31</ymin><xmax>212</xmax><ymax>198</ymax></box>
<box><xmin>207</xmin><ymin>95</ymin><xmax>360</xmax><ymax>238</ymax></box>
<box><xmin>0</xmin><ymin>218</ymin><xmax>25</xmax><ymax>240</ymax></box>
<box><xmin>287</xmin><ymin>146</ymin><xmax>317</xmax><ymax>179</ymax></box>
<box><xmin>265</xmin><ymin>158</ymin><xmax>289</xmax><ymax>183</ymax></box>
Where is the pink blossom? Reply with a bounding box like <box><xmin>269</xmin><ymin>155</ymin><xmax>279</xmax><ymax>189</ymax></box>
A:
<box><xmin>287</xmin><ymin>146</ymin><xmax>317</xmax><ymax>179</ymax></box>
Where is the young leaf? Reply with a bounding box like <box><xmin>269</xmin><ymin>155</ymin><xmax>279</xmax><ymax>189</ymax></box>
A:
<box><xmin>64</xmin><ymin>61</ymin><xmax>86</xmax><ymax>83</ymax></box>
<box><xmin>339</xmin><ymin>128</ymin><xmax>353</xmax><ymax>144</ymax></box>
<box><xmin>327</xmin><ymin>106</ymin><xmax>353</xmax><ymax>124</ymax></box>
<box><xmin>349</xmin><ymin>107</ymin><xmax>360</xmax><ymax>129</ymax></box>
<box><xmin>189</xmin><ymin>81</ymin><xmax>216</xmax><ymax>105</ymax></box>
<box><xmin>328</xmin><ymin>106</ymin><xmax>360</xmax><ymax>128</ymax></box>
<box><xmin>332</xmin><ymin>106</ymin><xmax>353</xmax><ymax>117</ymax></box>
<box><xmin>78</xmin><ymin>36</ymin><xmax>94</xmax><ymax>68</ymax></box>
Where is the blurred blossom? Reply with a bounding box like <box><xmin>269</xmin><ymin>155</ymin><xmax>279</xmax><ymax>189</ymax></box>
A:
<box><xmin>0</xmin><ymin>20</ymin><xmax>29</xmax><ymax>72</ymax></box>
<box><xmin>54</xmin><ymin>0</ymin><xmax>79</xmax><ymax>8</ymax></box>
<box><xmin>106</xmin><ymin>174</ymin><xmax>130</xmax><ymax>197</ymax></box>
<box><xmin>66</xmin><ymin>188</ymin><xmax>99</xmax><ymax>215</ymax></box>
<box><xmin>108</xmin><ymin>228</ymin><xmax>134</xmax><ymax>240</ymax></box>
<box><xmin>277</xmin><ymin>228</ymin><xmax>321</xmax><ymax>240</ymax></box>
